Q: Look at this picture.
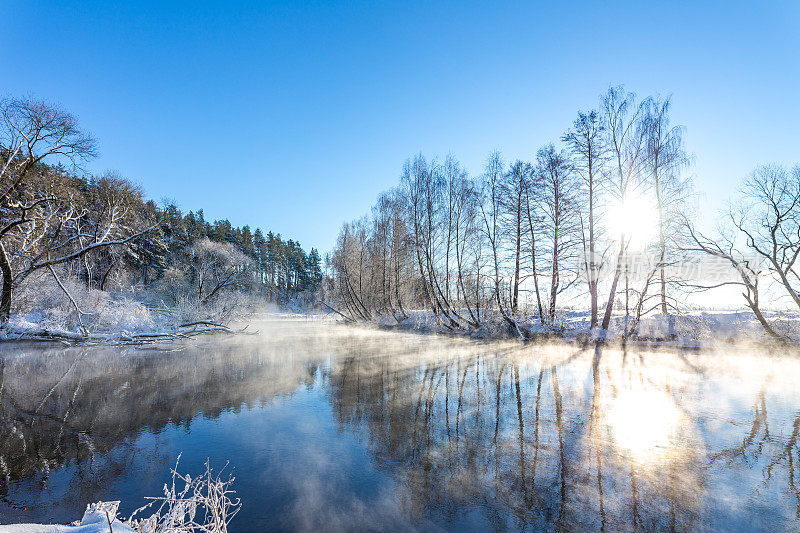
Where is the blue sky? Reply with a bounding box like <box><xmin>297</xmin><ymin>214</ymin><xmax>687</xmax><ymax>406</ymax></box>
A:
<box><xmin>2</xmin><ymin>1</ymin><xmax>798</xmax><ymax>253</ymax></box>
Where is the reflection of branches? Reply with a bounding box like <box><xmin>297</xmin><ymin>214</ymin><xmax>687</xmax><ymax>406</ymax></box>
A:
<box><xmin>588</xmin><ymin>346</ymin><xmax>607</xmax><ymax>532</ymax></box>
<box><xmin>705</xmin><ymin>378</ymin><xmax>800</xmax><ymax>519</ymax></box>
<box><xmin>514</xmin><ymin>363</ymin><xmax>527</xmax><ymax>504</ymax></box>
<box><xmin>35</xmin><ymin>351</ymin><xmax>83</xmax><ymax>414</ymax></box>
<box><xmin>531</xmin><ymin>369</ymin><xmax>544</xmax><ymax>496</ymax></box>
<box><xmin>764</xmin><ymin>413</ymin><xmax>800</xmax><ymax>518</ymax></box>
<box><xmin>552</xmin><ymin>365</ymin><xmax>568</xmax><ymax>527</ymax></box>
<box><xmin>333</xmin><ymin>339</ymin><xmax>711</xmax><ymax>529</ymax></box>
<box><xmin>491</xmin><ymin>360</ymin><xmax>506</xmax><ymax>481</ymax></box>
<box><xmin>0</xmin><ymin>335</ymin><xmax>322</xmax><ymax>510</ymax></box>
<box><xmin>709</xmin><ymin>385</ymin><xmax>771</xmax><ymax>466</ymax></box>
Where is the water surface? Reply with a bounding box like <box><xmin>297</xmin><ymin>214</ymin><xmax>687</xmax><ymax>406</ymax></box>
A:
<box><xmin>0</xmin><ymin>319</ymin><xmax>799</xmax><ymax>531</ymax></box>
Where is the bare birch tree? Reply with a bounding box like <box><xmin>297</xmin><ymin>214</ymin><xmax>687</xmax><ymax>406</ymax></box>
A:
<box><xmin>501</xmin><ymin>160</ymin><xmax>533</xmax><ymax>316</ymax></box>
<box><xmin>563</xmin><ymin>110</ymin><xmax>606</xmax><ymax>328</ymax></box>
<box><xmin>599</xmin><ymin>87</ymin><xmax>648</xmax><ymax>331</ymax></box>
<box><xmin>642</xmin><ymin>95</ymin><xmax>690</xmax><ymax>315</ymax></box>
<box><xmin>479</xmin><ymin>151</ymin><xmax>523</xmax><ymax>333</ymax></box>
<box><xmin>534</xmin><ymin>145</ymin><xmax>580</xmax><ymax>327</ymax></box>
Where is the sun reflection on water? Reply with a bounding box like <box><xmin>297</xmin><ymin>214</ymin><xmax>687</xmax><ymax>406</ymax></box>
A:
<box><xmin>607</xmin><ymin>387</ymin><xmax>681</xmax><ymax>463</ymax></box>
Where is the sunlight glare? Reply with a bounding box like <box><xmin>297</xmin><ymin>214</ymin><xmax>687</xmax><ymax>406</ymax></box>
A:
<box><xmin>607</xmin><ymin>388</ymin><xmax>680</xmax><ymax>462</ymax></box>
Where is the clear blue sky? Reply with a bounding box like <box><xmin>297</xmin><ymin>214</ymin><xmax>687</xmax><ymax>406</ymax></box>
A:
<box><xmin>2</xmin><ymin>1</ymin><xmax>798</xmax><ymax>253</ymax></box>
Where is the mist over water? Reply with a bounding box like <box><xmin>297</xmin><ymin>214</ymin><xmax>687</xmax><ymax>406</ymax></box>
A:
<box><xmin>0</xmin><ymin>319</ymin><xmax>799</xmax><ymax>531</ymax></box>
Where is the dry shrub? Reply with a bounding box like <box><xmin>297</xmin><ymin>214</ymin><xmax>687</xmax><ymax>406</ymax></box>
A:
<box><xmin>128</xmin><ymin>455</ymin><xmax>241</xmax><ymax>533</ymax></box>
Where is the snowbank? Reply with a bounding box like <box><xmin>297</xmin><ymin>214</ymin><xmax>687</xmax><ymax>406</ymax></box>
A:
<box><xmin>370</xmin><ymin>308</ymin><xmax>800</xmax><ymax>345</ymax></box>
<box><xmin>0</xmin><ymin>502</ymin><xmax>135</xmax><ymax>533</ymax></box>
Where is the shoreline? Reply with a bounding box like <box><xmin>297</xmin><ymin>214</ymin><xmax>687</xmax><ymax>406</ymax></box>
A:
<box><xmin>2</xmin><ymin>309</ymin><xmax>799</xmax><ymax>352</ymax></box>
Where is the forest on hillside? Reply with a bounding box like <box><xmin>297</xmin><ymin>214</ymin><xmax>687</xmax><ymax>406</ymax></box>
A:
<box><xmin>328</xmin><ymin>86</ymin><xmax>800</xmax><ymax>341</ymax></box>
<box><xmin>0</xmin><ymin>96</ymin><xmax>322</xmax><ymax>337</ymax></box>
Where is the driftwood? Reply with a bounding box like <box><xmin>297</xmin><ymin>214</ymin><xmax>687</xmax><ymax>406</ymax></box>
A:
<box><xmin>0</xmin><ymin>320</ymin><xmax>254</xmax><ymax>346</ymax></box>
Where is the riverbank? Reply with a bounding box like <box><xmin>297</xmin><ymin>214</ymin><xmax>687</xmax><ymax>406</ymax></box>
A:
<box><xmin>357</xmin><ymin>308</ymin><xmax>800</xmax><ymax>347</ymax></box>
<box><xmin>3</xmin><ymin>305</ymin><xmax>797</xmax><ymax>349</ymax></box>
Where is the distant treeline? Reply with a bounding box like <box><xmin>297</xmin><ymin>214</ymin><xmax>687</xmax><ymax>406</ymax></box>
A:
<box><xmin>150</xmin><ymin>204</ymin><xmax>323</xmax><ymax>296</ymax></box>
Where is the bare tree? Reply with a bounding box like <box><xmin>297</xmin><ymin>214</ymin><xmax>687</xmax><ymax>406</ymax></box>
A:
<box><xmin>330</xmin><ymin>220</ymin><xmax>374</xmax><ymax>321</ymax></box>
<box><xmin>372</xmin><ymin>189</ymin><xmax>411</xmax><ymax>321</ymax></box>
<box><xmin>479</xmin><ymin>151</ymin><xmax>526</xmax><ymax>335</ymax></box>
<box><xmin>563</xmin><ymin>110</ymin><xmax>606</xmax><ymax>328</ymax></box>
<box><xmin>599</xmin><ymin>87</ymin><xmax>648</xmax><ymax>331</ymax></box>
<box><xmin>682</xmin><ymin>217</ymin><xmax>786</xmax><ymax>339</ymax></box>
<box><xmin>522</xmin><ymin>164</ymin><xmax>546</xmax><ymax>325</ymax></box>
<box><xmin>733</xmin><ymin>165</ymin><xmax>800</xmax><ymax>309</ymax></box>
<box><xmin>642</xmin><ymin>96</ymin><xmax>690</xmax><ymax>315</ymax></box>
<box><xmin>405</xmin><ymin>155</ymin><xmax>471</xmax><ymax>329</ymax></box>
<box><xmin>0</xmin><ymin>97</ymin><xmax>97</xmax><ymax>203</ymax></box>
<box><xmin>190</xmin><ymin>238</ymin><xmax>252</xmax><ymax>305</ymax></box>
<box><xmin>501</xmin><ymin>160</ymin><xmax>533</xmax><ymax>316</ymax></box>
<box><xmin>449</xmin><ymin>168</ymin><xmax>482</xmax><ymax>327</ymax></box>
<box><xmin>534</xmin><ymin>145</ymin><xmax>580</xmax><ymax>327</ymax></box>
<box><xmin>0</xmin><ymin>97</ymin><xmax>157</xmax><ymax>323</ymax></box>
<box><xmin>676</xmin><ymin>164</ymin><xmax>800</xmax><ymax>340</ymax></box>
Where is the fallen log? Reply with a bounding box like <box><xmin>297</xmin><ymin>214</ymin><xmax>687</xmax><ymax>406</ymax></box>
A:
<box><xmin>0</xmin><ymin>322</ymin><xmax>252</xmax><ymax>346</ymax></box>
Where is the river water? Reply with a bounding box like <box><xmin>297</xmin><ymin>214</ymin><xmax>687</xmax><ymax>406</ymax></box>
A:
<box><xmin>0</xmin><ymin>318</ymin><xmax>798</xmax><ymax>531</ymax></box>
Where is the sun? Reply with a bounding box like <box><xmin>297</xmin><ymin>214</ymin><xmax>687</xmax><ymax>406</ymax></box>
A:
<box><xmin>607</xmin><ymin>190</ymin><xmax>660</xmax><ymax>250</ymax></box>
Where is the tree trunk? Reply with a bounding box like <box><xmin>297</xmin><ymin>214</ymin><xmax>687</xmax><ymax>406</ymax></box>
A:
<box><xmin>588</xmin><ymin>169</ymin><xmax>598</xmax><ymax>328</ymax></box>
<box><xmin>525</xmin><ymin>188</ymin><xmax>545</xmax><ymax>325</ymax></box>
<box><xmin>0</xmin><ymin>242</ymin><xmax>13</xmax><ymax>323</ymax></box>
<box><xmin>601</xmin><ymin>239</ymin><xmax>625</xmax><ymax>330</ymax></box>
<box><xmin>746</xmin><ymin>285</ymin><xmax>784</xmax><ymax>340</ymax></box>
<box><xmin>655</xmin><ymin>171</ymin><xmax>668</xmax><ymax>314</ymax></box>
<box><xmin>549</xmin><ymin>187</ymin><xmax>560</xmax><ymax>326</ymax></box>
<box><xmin>625</xmin><ymin>263</ymin><xmax>629</xmax><ymax>317</ymax></box>
<box><xmin>100</xmin><ymin>261</ymin><xmax>115</xmax><ymax>291</ymax></box>
<box><xmin>550</xmin><ymin>237</ymin><xmax>559</xmax><ymax>326</ymax></box>
<box><xmin>512</xmin><ymin>192</ymin><xmax>522</xmax><ymax>315</ymax></box>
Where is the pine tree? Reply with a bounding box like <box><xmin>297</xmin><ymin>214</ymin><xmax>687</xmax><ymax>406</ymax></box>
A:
<box><xmin>307</xmin><ymin>248</ymin><xmax>323</xmax><ymax>289</ymax></box>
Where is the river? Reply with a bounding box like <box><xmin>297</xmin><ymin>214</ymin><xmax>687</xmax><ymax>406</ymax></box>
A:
<box><xmin>0</xmin><ymin>318</ymin><xmax>798</xmax><ymax>531</ymax></box>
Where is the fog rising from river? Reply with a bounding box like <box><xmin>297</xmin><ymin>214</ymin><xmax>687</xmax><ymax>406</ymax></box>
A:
<box><xmin>0</xmin><ymin>319</ymin><xmax>798</xmax><ymax>531</ymax></box>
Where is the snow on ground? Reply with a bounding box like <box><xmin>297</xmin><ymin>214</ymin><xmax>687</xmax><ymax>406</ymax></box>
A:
<box><xmin>374</xmin><ymin>308</ymin><xmax>800</xmax><ymax>345</ymax></box>
<box><xmin>0</xmin><ymin>502</ymin><xmax>135</xmax><ymax>533</ymax></box>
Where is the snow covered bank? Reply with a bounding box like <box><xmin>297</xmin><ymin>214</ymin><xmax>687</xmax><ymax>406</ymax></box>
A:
<box><xmin>1</xmin><ymin>261</ymin><xmax>311</xmax><ymax>344</ymax></box>
<box><xmin>367</xmin><ymin>308</ymin><xmax>800</xmax><ymax>346</ymax></box>
<box><xmin>1</xmin><ymin>275</ymin><xmax>289</xmax><ymax>344</ymax></box>
<box><xmin>0</xmin><ymin>502</ymin><xmax>135</xmax><ymax>533</ymax></box>
<box><xmin>0</xmin><ymin>457</ymin><xmax>240</xmax><ymax>533</ymax></box>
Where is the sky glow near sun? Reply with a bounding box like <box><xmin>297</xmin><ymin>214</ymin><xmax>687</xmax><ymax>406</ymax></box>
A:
<box><xmin>607</xmin><ymin>191</ymin><xmax>661</xmax><ymax>251</ymax></box>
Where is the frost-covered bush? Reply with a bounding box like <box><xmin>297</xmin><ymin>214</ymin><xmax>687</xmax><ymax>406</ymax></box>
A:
<box><xmin>144</xmin><ymin>239</ymin><xmax>259</xmax><ymax>325</ymax></box>
<box><xmin>13</xmin><ymin>458</ymin><xmax>241</xmax><ymax>532</ymax></box>
<box><xmin>5</xmin><ymin>239</ymin><xmax>270</xmax><ymax>335</ymax></box>
<box><xmin>162</xmin><ymin>290</ymin><xmax>264</xmax><ymax>325</ymax></box>
<box><xmin>12</xmin><ymin>271</ymin><xmax>156</xmax><ymax>334</ymax></box>
<box><xmin>129</xmin><ymin>455</ymin><xmax>241</xmax><ymax>533</ymax></box>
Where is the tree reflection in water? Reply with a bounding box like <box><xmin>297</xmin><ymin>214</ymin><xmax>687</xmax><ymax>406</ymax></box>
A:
<box><xmin>1</xmin><ymin>320</ymin><xmax>799</xmax><ymax>531</ymax></box>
